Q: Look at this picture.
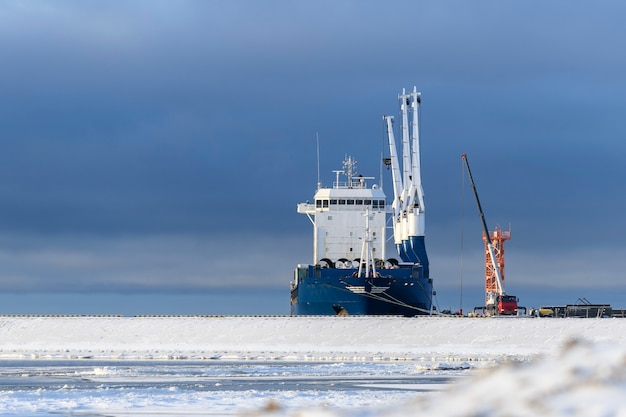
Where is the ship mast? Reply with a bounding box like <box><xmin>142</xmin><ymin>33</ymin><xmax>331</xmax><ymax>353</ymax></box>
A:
<box><xmin>344</xmin><ymin>155</ymin><xmax>356</xmax><ymax>188</ymax></box>
<box><xmin>357</xmin><ymin>208</ymin><xmax>377</xmax><ymax>278</ymax></box>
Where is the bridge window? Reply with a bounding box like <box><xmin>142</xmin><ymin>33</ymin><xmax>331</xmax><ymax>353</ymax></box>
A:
<box><xmin>323</xmin><ymin>200</ymin><xmax>329</xmax><ymax>208</ymax></box>
<box><xmin>372</xmin><ymin>200</ymin><xmax>378</xmax><ymax>209</ymax></box>
<box><xmin>339</xmin><ymin>199</ymin><xmax>346</xmax><ymax>204</ymax></box>
<box><xmin>316</xmin><ymin>200</ymin><xmax>322</xmax><ymax>208</ymax></box>
<box><xmin>379</xmin><ymin>200</ymin><xmax>385</xmax><ymax>208</ymax></box>
<box><xmin>330</xmin><ymin>199</ymin><xmax>337</xmax><ymax>205</ymax></box>
<box><xmin>347</xmin><ymin>199</ymin><xmax>354</xmax><ymax>205</ymax></box>
<box><xmin>364</xmin><ymin>199</ymin><xmax>372</xmax><ymax>205</ymax></box>
<box><xmin>355</xmin><ymin>199</ymin><xmax>363</xmax><ymax>205</ymax></box>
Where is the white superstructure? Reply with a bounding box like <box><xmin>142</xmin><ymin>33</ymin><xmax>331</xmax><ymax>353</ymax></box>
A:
<box><xmin>297</xmin><ymin>156</ymin><xmax>387</xmax><ymax>269</ymax></box>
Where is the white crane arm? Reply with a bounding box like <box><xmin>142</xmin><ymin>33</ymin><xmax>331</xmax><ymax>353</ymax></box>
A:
<box><xmin>384</xmin><ymin>115</ymin><xmax>403</xmax><ymax>218</ymax></box>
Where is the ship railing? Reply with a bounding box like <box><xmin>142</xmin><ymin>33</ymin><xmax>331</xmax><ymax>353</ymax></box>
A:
<box><xmin>333</xmin><ymin>180</ymin><xmax>369</xmax><ymax>189</ymax></box>
<box><xmin>333</xmin><ymin>181</ymin><xmax>350</xmax><ymax>188</ymax></box>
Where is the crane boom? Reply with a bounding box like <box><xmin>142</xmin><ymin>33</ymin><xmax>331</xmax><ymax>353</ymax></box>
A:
<box><xmin>461</xmin><ymin>153</ymin><xmax>505</xmax><ymax>296</ymax></box>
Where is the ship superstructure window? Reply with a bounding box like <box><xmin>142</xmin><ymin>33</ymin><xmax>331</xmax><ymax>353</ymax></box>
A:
<box><xmin>315</xmin><ymin>199</ymin><xmax>329</xmax><ymax>208</ymax></box>
<box><xmin>319</xmin><ymin>198</ymin><xmax>382</xmax><ymax>207</ymax></box>
<box><xmin>370</xmin><ymin>200</ymin><xmax>385</xmax><ymax>209</ymax></box>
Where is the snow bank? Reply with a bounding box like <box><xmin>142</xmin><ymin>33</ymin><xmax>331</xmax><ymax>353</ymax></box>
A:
<box><xmin>273</xmin><ymin>338</ymin><xmax>626</xmax><ymax>417</ymax></box>
<box><xmin>0</xmin><ymin>316</ymin><xmax>625</xmax><ymax>361</ymax></box>
<box><xmin>404</xmin><ymin>338</ymin><xmax>626</xmax><ymax>417</ymax></box>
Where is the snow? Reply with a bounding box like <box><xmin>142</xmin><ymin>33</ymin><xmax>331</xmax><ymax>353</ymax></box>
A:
<box><xmin>1</xmin><ymin>316</ymin><xmax>626</xmax><ymax>416</ymax></box>
<box><xmin>2</xmin><ymin>315</ymin><xmax>623</xmax><ymax>360</ymax></box>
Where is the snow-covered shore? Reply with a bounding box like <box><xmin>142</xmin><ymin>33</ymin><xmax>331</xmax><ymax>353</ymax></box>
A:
<box><xmin>2</xmin><ymin>316</ymin><xmax>626</xmax><ymax>416</ymax></box>
<box><xmin>0</xmin><ymin>315</ymin><xmax>624</xmax><ymax>361</ymax></box>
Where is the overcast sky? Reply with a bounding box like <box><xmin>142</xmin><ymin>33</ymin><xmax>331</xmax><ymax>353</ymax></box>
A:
<box><xmin>0</xmin><ymin>1</ymin><xmax>625</xmax><ymax>310</ymax></box>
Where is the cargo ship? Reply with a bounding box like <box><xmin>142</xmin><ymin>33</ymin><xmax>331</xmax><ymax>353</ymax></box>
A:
<box><xmin>290</xmin><ymin>87</ymin><xmax>433</xmax><ymax>316</ymax></box>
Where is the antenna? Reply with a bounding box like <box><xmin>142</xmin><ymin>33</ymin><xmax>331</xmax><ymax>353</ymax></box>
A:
<box><xmin>316</xmin><ymin>132</ymin><xmax>321</xmax><ymax>190</ymax></box>
<box><xmin>379</xmin><ymin>151</ymin><xmax>383</xmax><ymax>189</ymax></box>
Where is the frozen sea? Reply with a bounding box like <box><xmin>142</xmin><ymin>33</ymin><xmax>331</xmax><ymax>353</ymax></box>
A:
<box><xmin>0</xmin><ymin>358</ymin><xmax>460</xmax><ymax>416</ymax></box>
<box><xmin>1</xmin><ymin>315</ymin><xmax>626</xmax><ymax>416</ymax></box>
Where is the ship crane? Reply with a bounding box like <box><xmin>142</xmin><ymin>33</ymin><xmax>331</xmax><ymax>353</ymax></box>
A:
<box><xmin>483</xmin><ymin>225</ymin><xmax>511</xmax><ymax>307</ymax></box>
<box><xmin>382</xmin><ymin>87</ymin><xmax>428</xmax><ymax>278</ymax></box>
<box><xmin>462</xmin><ymin>153</ymin><xmax>519</xmax><ymax>316</ymax></box>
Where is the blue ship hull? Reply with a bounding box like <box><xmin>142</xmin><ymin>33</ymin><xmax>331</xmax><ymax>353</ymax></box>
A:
<box><xmin>398</xmin><ymin>235</ymin><xmax>429</xmax><ymax>277</ymax></box>
<box><xmin>290</xmin><ymin>264</ymin><xmax>433</xmax><ymax>316</ymax></box>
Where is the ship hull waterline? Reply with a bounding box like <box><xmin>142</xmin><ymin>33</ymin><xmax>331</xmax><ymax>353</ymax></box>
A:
<box><xmin>291</xmin><ymin>265</ymin><xmax>433</xmax><ymax>316</ymax></box>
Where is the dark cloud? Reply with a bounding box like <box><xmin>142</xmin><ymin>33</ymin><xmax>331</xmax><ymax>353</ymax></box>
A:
<box><xmin>0</xmin><ymin>1</ymin><xmax>624</xmax><ymax>298</ymax></box>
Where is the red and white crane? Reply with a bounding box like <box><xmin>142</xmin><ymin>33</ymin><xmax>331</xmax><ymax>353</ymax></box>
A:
<box><xmin>462</xmin><ymin>153</ymin><xmax>519</xmax><ymax>316</ymax></box>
